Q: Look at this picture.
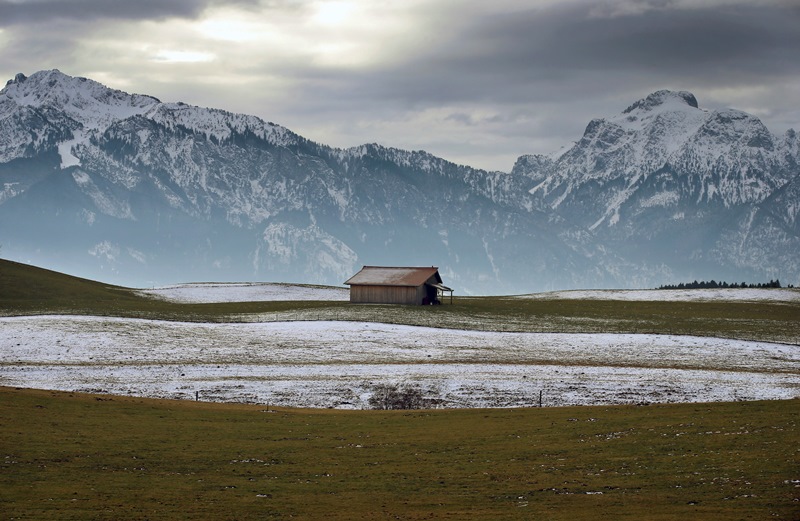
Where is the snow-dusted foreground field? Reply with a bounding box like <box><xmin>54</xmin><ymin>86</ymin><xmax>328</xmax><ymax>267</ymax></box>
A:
<box><xmin>1</xmin><ymin>316</ymin><xmax>797</xmax><ymax>408</ymax></box>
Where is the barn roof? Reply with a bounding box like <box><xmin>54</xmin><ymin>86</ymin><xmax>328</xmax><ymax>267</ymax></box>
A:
<box><xmin>344</xmin><ymin>266</ymin><xmax>442</xmax><ymax>287</ymax></box>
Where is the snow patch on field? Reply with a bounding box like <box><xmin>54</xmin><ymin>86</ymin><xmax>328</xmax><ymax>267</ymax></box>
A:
<box><xmin>1</xmin><ymin>316</ymin><xmax>797</xmax><ymax>409</ymax></box>
<box><xmin>516</xmin><ymin>288</ymin><xmax>800</xmax><ymax>303</ymax></box>
<box><xmin>138</xmin><ymin>282</ymin><xmax>349</xmax><ymax>303</ymax></box>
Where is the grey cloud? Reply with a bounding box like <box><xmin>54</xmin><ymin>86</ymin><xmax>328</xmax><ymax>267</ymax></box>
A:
<box><xmin>0</xmin><ymin>0</ymin><xmax>259</xmax><ymax>26</ymax></box>
<box><xmin>314</xmin><ymin>3</ymin><xmax>800</xmax><ymax>107</ymax></box>
<box><xmin>0</xmin><ymin>0</ymin><xmax>796</xmax><ymax>171</ymax></box>
<box><xmin>444</xmin><ymin>112</ymin><xmax>509</xmax><ymax>126</ymax></box>
<box><xmin>260</xmin><ymin>1</ymin><xmax>798</xmax><ymax>167</ymax></box>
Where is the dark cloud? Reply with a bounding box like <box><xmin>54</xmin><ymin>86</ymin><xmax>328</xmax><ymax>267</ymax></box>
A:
<box><xmin>262</xmin><ymin>1</ymin><xmax>799</xmax><ymax>168</ymax></box>
<box><xmin>0</xmin><ymin>0</ymin><xmax>259</xmax><ymax>26</ymax></box>
<box><xmin>346</xmin><ymin>3</ymin><xmax>800</xmax><ymax>106</ymax></box>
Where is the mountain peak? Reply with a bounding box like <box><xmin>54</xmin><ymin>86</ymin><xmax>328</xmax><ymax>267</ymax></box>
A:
<box><xmin>6</xmin><ymin>72</ymin><xmax>28</xmax><ymax>87</ymax></box>
<box><xmin>1</xmin><ymin>69</ymin><xmax>161</xmax><ymax>131</ymax></box>
<box><xmin>2</xmin><ymin>69</ymin><xmax>150</xmax><ymax>101</ymax></box>
<box><xmin>623</xmin><ymin>90</ymin><xmax>699</xmax><ymax>114</ymax></box>
<box><xmin>3</xmin><ymin>69</ymin><xmax>82</xmax><ymax>94</ymax></box>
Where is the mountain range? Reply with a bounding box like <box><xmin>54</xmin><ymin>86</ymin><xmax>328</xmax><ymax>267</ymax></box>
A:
<box><xmin>1</xmin><ymin>70</ymin><xmax>797</xmax><ymax>293</ymax></box>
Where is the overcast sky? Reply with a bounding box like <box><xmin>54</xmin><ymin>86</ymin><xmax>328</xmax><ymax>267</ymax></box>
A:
<box><xmin>1</xmin><ymin>0</ymin><xmax>798</xmax><ymax>171</ymax></box>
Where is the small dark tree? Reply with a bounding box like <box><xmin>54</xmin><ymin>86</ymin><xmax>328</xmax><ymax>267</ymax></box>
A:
<box><xmin>368</xmin><ymin>383</ymin><xmax>427</xmax><ymax>410</ymax></box>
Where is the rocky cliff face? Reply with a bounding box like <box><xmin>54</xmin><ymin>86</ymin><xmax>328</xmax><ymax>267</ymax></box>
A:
<box><xmin>1</xmin><ymin>71</ymin><xmax>797</xmax><ymax>291</ymax></box>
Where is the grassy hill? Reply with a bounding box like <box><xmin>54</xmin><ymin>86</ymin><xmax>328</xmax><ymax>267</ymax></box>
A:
<box><xmin>1</xmin><ymin>387</ymin><xmax>797</xmax><ymax>520</ymax></box>
<box><xmin>0</xmin><ymin>258</ymin><xmax>142</xmax><ymax>313</ymax></box>
<box><xmin>0</xmin><ymin>258</ymin><xmax>337</xmax><ymax>319</ymax></box>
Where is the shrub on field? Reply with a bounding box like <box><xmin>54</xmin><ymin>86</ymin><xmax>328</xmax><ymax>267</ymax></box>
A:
<box><xmin>368</xmin><ymin>383</ymin><xmax>428</xmax><ymax>410</ymax></box>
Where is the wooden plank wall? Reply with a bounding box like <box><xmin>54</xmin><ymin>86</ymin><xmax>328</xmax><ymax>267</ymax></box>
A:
<box><xmin>350</xmin><ymin>285</ymin><xmax>424</xmax><ymax>305</ymax></box>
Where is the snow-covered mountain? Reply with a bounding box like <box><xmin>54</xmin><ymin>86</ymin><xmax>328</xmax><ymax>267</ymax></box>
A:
<box><xmin>518</xmin><ymin>90</ymin><xmax>793</xmax><ymax>220</ymax></box>
<box><xmin>1</xmin><ymin>70</ymin><xmax>797</xmax><ymax>292</ymax></box>
<box><xmin>513</xmin><ymin>89</ymin><xmax>800</xmax><ymax>285</ymax></box>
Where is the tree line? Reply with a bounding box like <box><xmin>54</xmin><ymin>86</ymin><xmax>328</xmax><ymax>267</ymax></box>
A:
<box><xmin>657</xmin><ymin>279</ymin><xmax>792</xmax><ymax>290</ymax></box>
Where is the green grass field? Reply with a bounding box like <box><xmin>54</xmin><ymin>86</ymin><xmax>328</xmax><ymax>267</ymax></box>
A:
<box><xmin>2</xmin><ymin>259</ymin><xmax>799</xmax><ymax>519</ymax></box>
<box><xmin>2</xmin><ymin>258</ymin><xmax>799</xmax><ymax>343</ymax></box>
<box><xmin>1</xmin><ymin>387</ymin><xmax>798</xmax><ymax>520</ymax></box>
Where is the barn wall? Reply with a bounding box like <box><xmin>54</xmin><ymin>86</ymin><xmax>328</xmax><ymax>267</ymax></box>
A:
<box><xmin>350</xmin><ymin>285</ymin><xmax>424</xmax><ymax>305</ymax></box>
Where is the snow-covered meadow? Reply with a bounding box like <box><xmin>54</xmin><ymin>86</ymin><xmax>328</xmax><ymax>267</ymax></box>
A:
<box><xmin>139</xmin><ymin>283</ymin><xmax>800</xmax><ymax>305</ymax></box>
<box><xmin>515</xmin><ymin>287</ymin><xmax>800</xmax><ymax>303</ymax></box>
<box><xmin>2</xmin><ymin>313</ymin><xmax>797</xmax><ymax>409</ymax></box>
<box><xmin>138</xmin><ymin>282</ymin><xmax>349</xmax><ymax>303</ymax></box>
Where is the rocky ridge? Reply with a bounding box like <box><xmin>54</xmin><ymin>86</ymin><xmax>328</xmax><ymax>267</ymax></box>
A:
<box><xmin>1</xmin><ymin>70</ymin><xmax>797</xmax><ymax>292</ymax></box>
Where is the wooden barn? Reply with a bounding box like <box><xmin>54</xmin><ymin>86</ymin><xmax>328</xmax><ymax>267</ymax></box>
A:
<box><xmin>344</xmin><ymin>266</ymin><xmax>453</xmax><ymax>305</ymax></box>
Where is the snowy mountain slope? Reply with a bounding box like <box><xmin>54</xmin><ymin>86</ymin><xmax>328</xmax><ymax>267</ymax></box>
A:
<box><xmin>517</xmin><ymin>90</ymin><xmax>795</xmax><ymax>223</ymax></box>
<box><xmin>513</xmin><ymin>90</ymin><xmax>800</xmax><ymax>285</ymax></box>
<box><xmin>0</xmin><ymin>71</ymin><xmax>797</xmax><ymax>291</ymax></box>
<box><xmin>0</xmin><ymin>70</ymin><xmax>599</xmax><ymax>292</ymax></box>
<box><xmin>710</xmin><ymin>173</ymin><xmax>800</xmax><ymax>279</ymax></box>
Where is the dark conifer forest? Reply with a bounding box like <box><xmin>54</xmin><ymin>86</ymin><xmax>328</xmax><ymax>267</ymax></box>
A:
<box><xmin>657</xmin><ymin>280</ymin><xmax>791</xmax><ymax>290</ymax></box>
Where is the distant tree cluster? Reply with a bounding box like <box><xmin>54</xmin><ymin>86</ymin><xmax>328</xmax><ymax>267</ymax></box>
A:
<box><xmin>657</xmin><ymin>279</ymin><xmax>792</xmax><ymax>290</ymax></box>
